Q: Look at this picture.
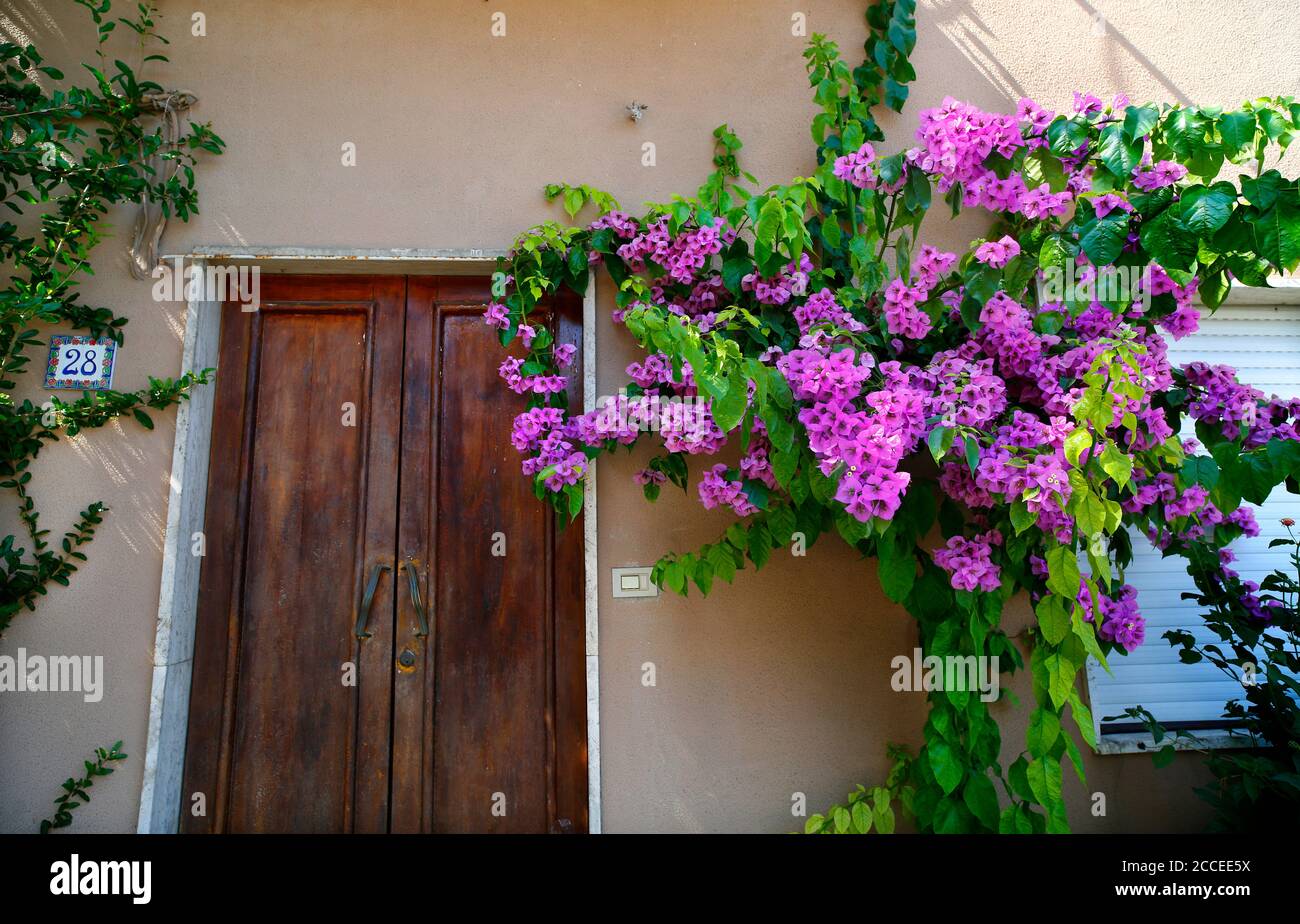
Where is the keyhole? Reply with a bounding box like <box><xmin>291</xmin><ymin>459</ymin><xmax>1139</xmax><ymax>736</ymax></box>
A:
<box><xmin>398</xmin><ymin>649</ymin><xmax>416</xmax><ymax>671</ymax></box>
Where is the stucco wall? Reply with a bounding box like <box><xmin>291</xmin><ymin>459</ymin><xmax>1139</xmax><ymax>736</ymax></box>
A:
<box><xmin>2</xmin><ymin>0</ymin><xmax>1296</xmax><ymax>833</ymax></box>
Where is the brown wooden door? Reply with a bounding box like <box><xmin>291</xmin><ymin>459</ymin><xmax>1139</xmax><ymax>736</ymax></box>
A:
<box><xmin>180</xmin><ymin>275</ymin><xmax>404</xmax><ymax>833</ymax></box>
<box><xmin>181</xmin><ymin>274</ymin><xmax>587</xmax><ymax>833</ymax></box>
<box><xmin>390</xmin><ymin>278</ymin><xmax>587</xmax><ymax>834</ymax></box>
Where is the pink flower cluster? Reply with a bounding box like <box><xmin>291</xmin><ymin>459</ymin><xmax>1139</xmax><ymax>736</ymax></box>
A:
<box><xmin>589</xmin><ymin>210</ymin><xmax>640</xmax><ymax>238</ymax></box>
<box><xmin>883</xmin><ymin>278</ymin><xmax>932</xmax><ymax>339</ymax></box>
<box><xmin>1077</xmin><ymin>583</ymin><xmax>1146</xmax><ymax>652</ymax></box>
<box><xmin>932</xmin><ymin>529</ymin><xmax>1004</xmax><ymax>592</ymax></box>
<box><xmin>509</xmin><ymin>406</ymin><xmax>588</xmax><ymax>490</ymax></box>
<box><xmin>1182</xmin><ymin>361</ymin><xmax>1264</xmax><ymax>439</ymax></box>
<box><xmin>571</xmin><ymin>391</ymin><xmax>725</xmax><ymax>456</ymax></box>
<box><xmin>616</xmin><ymin>216</ymin><xmax>735</xmax><ymax>285</ymax></box>
<box><xmin>974</xmin><ymin>235</ymin><xmax>1021</xmax><ymax>269</ymax></box>
<box><xmin>909</xmin><ymin>97</ymin><xmax>1073</xmax><ymax>219</ymax></box>
<box><xmin>793</xmin><ymin>287</ymin><xmax>865</xmax><ymax>335</ymax></box>
<box><xmin>833</xmin><ymin>142</ymin><xmax>878</xmax><ymax>190</ymax></box>
<box><xmin>882</xmin><ymin>247</ymin><xmax>956</xmax><ymax>341</ymax></box>
<box><xmin>1132</xmin><ymin>159</ymin><xmax>1187</xmax><ymax>192</ymax></box>
<box><xmin>926</xmin><ymin>347</ymin><xmax>1008</xmax><ymax>429</ymax></box>
<box><xmin>780</xmin><ymin>350</ymin><xmax>931</xmax><ymax>522</ymax></box>
<box><xmin>699</xmin><ymin>463</ymin><xmax>758</xmax><ymax>516</ymax></box>
<box><xmin>498</xmin><ymin>356</ymin><xmax>567</xmax><ymax>395</ymax></box>
<box><xmin>742</xmin><ymin>253</ymin><xmax>813</xmax><ymax>306</ymax></box>
<box><xmin>1181</xmin><ymin>361</ymin><xmax>1300</xmax><ymax>448</ymax></box>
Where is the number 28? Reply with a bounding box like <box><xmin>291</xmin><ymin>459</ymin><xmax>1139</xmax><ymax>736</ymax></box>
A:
<box><xmin>61</xmin><ymin>347</ymin><xmax>99</xmax><ymax>377</ymax></box>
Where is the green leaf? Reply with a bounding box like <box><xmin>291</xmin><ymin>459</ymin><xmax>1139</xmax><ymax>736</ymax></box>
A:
<box><xmin>1010</xmin><ymin>498</ymin><xmax>1035</xmax><ymax>535</ymax></box>
<box><xmin>1038</xmin><ymin>234</ymin><xmax>1077</xmax><ymax>275</ymax></box>
<box><xmin>872</xmin><ymin>791</ymin><xmax>896</xmax><ymax>833</ymax></box>
<box><xmin>1022</xmin><ymin>149</ymin><xmax>1068</xmax><ymax>193</ymax></box>
<box><xmin>1123</xmin><ymin>104</ymin><xmax>1160</xmax><ymax>142</ymax></box>
<box><xmin>1181</xmin><ymin>454</ymin><xmax>1219</xmax><ymax>491</ymax></box>
<box><xmin>1068</xmin><ymin>689</ymin><xmax>1098</xmax><ymax>751</ymax></box>
<box><xmin>1047</xmin><ymin>117</ymin><xmax>1091</xmax><ymax>157</ymax></box>
<box><xmin>1177</xmin><ymin>183</ymin><xmax>1236</xmax><ymax>235</ymax></box>
<box><xmin>1098</xmin><ymin>124</ymin><xmax>1143</xmax><ymax>179</ymax></box>
<box><xmin>961</xmin><ymin>773</ymin><xmax>1000</xmax><ymax>830</ymax></box>
<box><xmin>1079</xmin><ymin>215</ymin><xmax>1130</xmax><ymax>266</ymax></box>
<box><xmin>932</xmin><ymin>798</ymin><xmax>968</xmax><ymax>834</ymax></box>
<box><xmin>835</xmin><ymin>513</ymin><xmax>871</xmax><ymax>548</ymax></box>
<box><xmin>927</xmin><ymin>426</ymin><xmax>955</xmax><ymax>462</ymax></box>
<box><xmin>132</xmin><ymin>409</ymin><xmax>154</xmax><ymax>430</ymax></box>
<box><xmin>1025</xmin><ymin>755</ymin><xmax>1064</xmax><ymax>815</ymax></box>
<box><xmin>1140</xmin><ymin>208</ymin><xmax>1198</xmax><ymax>272</ymax></box>
<box><xmin>1254</xmin><ymin>195</ymin><xmax>1300</xmax><ymax>272</ymax></box>
<box><xmin>756</xmin><ymin>198</ymin><xmax>784</xmax><ymax>246</ymax></box>
<box><xmin>1044</xmin><ymin>652</ymin><xmax>1076</xmax><ymax>710</ymax></box>
<box><xmin>770</xmin><ymin>445</ymin><xmax>799</xmax><ymax>488</ymax></box>
<box><xmin>850</xmin><ymin>799</ymin><xmax>873</xmax><ymax>834</ymax></box>
<box><xmin>1218</xmin><ymin>110</ymin><xmax>1256</xmax><ymax>158</ymax></box>
<box><xmin>1098</xmin><ymin>443</ymin><xmax>1133</xmax><ymax>488</ymax></box>
<box><xmin>1035</xmin><ymin>595</ymin><xmax>1070</xmax><ymax>645</ymax></box>
<box><xmin>1200</xmin><ymin>270</ymin><xmax>1230</xmax><ymax>310</ymax></box>
<box><xmin>1064</xmin><ymin>427</ymin><xmax>1093</xmax><ymax>468</ymax></box>
<box><xmin>1027</xmin><ymin>707</ymin><xmax>1061</xmax><ymax>758</ymax></box>
<box><xmin>877</xmin><ymin>544</ymin><xmax>916</xmax><ymax>604</ymax></box>
<box><xmin>710</xmin><ymin>371</ymin><xmax>749</xmax><ymax>432</ymax></box>
<box><xmin>1046</xmin><ymin>546</ymin><xmax>1081</xmax><ymax>599</ymax></box>
<box><xmin>927</xmin><ymin>740</ymin><xmax>965</xmax><ymax>796</ymax></box>
<box><xmin>833</xmin><ymin>804</ymin><xmax>850</xmax><ymax>833</ymax></box>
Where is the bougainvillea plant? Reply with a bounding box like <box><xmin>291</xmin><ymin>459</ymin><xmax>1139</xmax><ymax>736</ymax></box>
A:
<box><xmin>488</xmin><ymin>0</ymin><xmax>1300</xmax><ymax>833</ymax></box>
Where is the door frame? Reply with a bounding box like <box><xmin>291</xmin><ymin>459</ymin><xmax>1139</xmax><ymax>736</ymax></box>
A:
<box><xmin>135</xmin><ymin>247</ymin><xmax>602</xmax><ymax>833</ymax></box>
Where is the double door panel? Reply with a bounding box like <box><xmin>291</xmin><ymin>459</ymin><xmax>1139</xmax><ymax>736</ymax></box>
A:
<box><xmin>180</xmin><ymin>274</ymin><xmax>586</xmax><ymax>833</ymax></box>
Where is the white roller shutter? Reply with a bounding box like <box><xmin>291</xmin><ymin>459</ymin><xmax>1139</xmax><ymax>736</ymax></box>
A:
<box><xmin>1086</xmin><ymin>297</ymin><xmax>1300</xmax><ymax>739</ymax></box>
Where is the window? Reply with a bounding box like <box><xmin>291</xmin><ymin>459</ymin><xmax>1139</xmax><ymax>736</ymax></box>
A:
<box><xmin>1086</xmin><ymin>296</ymin><xmax>1300</xmax><ymax>751</ymax></box>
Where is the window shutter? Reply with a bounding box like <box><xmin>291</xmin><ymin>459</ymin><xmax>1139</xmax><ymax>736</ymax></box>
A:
<box><xmin>1087</xmin><ymin>302</ymin><xmax>1300</xmax><ymax>735</ymax></box>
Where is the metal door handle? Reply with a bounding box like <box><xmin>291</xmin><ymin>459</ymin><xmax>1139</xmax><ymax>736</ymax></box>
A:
<box><xmin>354</xmin><ymin>562</ymin><xmax>390</xmax><ymax>639</ymax></box>
<box><xmin>402</xmin><ymin>558</ymin><xmax>430</xmax><ymax>638</ymax></box>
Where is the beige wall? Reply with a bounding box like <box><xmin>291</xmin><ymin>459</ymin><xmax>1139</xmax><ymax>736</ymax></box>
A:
<box><xmin>2</xmin><ymin>0</ymin><xmax>1295</xmax><ymax>832</ymax></box>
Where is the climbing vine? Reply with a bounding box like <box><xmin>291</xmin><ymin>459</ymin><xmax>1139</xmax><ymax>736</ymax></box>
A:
<box><xmin>488</xmin><ymin>0</ymin><xmax>1300</xmax><ymax>832</ymax></box>
<box><xmin>0</xmin><ymin>0</ymin><xmax>222</xmax><ymax>636</ymax></box>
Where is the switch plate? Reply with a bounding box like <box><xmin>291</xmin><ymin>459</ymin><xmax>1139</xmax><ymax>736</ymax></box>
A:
<box><xmin>611</xmin><ymin>566</ymin><xmax>657</xmax><ymax>599</ymax></box>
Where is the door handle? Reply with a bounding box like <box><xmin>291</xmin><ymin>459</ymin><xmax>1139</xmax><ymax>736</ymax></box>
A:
<box><xmin>402</xmin><ymin>558</ymin><xmax>430</xmax><ymax>638</ymax></box>
<box><xmin>354</xmin><ymin>562</ymin><xmax>391</xmax><ymax>639</ymax></box>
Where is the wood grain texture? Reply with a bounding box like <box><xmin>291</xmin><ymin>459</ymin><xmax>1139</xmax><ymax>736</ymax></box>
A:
<box><xmin>181</xmin><ymin>276</ymin><xmax>403</xmax><ymax>833</ymax></box>
<box><xmin>393</xmin><ymin>278</ymin><xmax>588</xmax><ymax>833</ymax></box>
<box><xmin>183</xmin><ymin>274</ymin><xmax>586</xmax><ymax>833</ymax></box>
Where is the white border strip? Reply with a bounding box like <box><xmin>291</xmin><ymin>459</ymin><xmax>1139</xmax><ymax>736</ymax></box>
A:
<box><xmin>138</xmin><ymin>262</ymin><xmax>219</xmax><ymax>833</ymax></box>
<box><xmin>582</xmin><ymin>276</ymin><xmax>601</xmax><ymax>834</ymax></box>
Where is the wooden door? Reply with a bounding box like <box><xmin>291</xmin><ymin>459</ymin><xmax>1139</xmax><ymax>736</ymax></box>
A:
<box><xmin>390</xmin><ymin>277</ymin><xmax>587</xmax><ymax>833</ymax></box>
<box><xmin>180</xmin><ymin>275</ymin><xmax>404</xmax><ymax>833</ymax></box>
<box><xmin>181</xmin><ymin>274</ymin><xmax>587</xmax><ymax>833</ymax></box>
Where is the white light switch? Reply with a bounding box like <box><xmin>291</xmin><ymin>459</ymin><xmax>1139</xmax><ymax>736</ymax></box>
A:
<box><xmin>611</xmin><ymin>566</ymin><xmax>657</xmax><ymax>599</ymax></box>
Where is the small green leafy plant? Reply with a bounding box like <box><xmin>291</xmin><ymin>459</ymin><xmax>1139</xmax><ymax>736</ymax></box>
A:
<box><xmin>39</xmin><ymin>740</ymin><xmax>127</xmax><ymax>833</ymax></box>
<box><xmin>0</xmin><ymin>0</ymin><xmax>223</xmax><ymax>636</ymax></box>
